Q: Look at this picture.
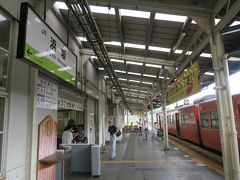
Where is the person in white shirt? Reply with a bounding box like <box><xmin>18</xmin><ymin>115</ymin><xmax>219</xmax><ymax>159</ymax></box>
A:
<box><xmin>152</xmin><ymin>122</ymin><xmax>158</xmax><ymax>141</ymax></box>
<box><xmin>62</xmin><ymin>125</ymin><xmax>74</xmax><ymax>144</ymax></box>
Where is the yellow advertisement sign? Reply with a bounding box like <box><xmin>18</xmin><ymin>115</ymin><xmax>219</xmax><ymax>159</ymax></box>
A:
<box><xmin>166</xmin><ymin>62</ymin><xmax>199</xmax><ymax>105</ymax></box>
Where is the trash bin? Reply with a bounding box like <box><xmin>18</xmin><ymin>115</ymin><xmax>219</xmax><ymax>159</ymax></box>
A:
<box><xmin>91</xmin><ymin>145</ymin><xmax>101</xmax><ymax>177</ymax></box>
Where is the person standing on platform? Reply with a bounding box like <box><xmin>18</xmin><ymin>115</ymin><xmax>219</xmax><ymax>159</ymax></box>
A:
<box><xmin>108</xmin><ymin>120</ymin><xmax>118</xmax><ymax>160</ymax></box>
<box><xmin>143</xmin><ymin>120</ymin><xmax>148</xmax><ymax>140</ymax></box>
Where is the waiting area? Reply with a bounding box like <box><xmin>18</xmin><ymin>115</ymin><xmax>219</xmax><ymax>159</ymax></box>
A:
<box><xmin>68</xmin><ymin>134</ymin><xmax>223</xmax><ymax>180</ymax></box>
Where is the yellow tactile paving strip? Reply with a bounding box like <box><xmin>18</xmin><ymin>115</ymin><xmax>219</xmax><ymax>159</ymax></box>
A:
<box><xmin>101</xmin><ymin>159</ymin><xmax>193</xmax><ymax>164</ymax></box>
<box><xmin>169</xmin><ymin>139</ymin><xmax>224</xmax><ymax>175</ymax></box>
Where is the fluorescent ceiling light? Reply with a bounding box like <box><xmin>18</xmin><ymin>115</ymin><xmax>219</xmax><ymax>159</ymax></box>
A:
<box><xmin>128</xmin><ymin>72</ymin><xmax>141</xmax><ymax>76</ymax></box>
<box><xmin>159</xmin><ymin>76</ymin><xmax>165</xmax><ymax>79</ymax></box>
<box><xmin>111</xmin><ymin>58</ymin><xmax>124</xmax><ymax>63</ymax></box>
<box><xmin>115</xmin><ymin>70</ymin><xmax>126</xmax><ymax>73</ymax></box>
<box><xmin>174</xmin><ymin>50</ymin><xmax>192</xmax><ymax>55</ymax></box>
<box><xmin>119</xmin><ymin>78</ymin><xmax>128</xmax><ymax>81</ymax></box>
<box><xmin>126</xmin><ymin>61</ymin><xmax>143</xmax><ymax>66</ymax></box>
<box><xmin>54</xmin><ymin>2</ymin><xmax>68</xmax><ymax>10</ymax></box>
<box><xmin>175</xmin><ymin>49</ymin><xmax>183</xmax><ymax>54</ymax></box>
<box><xmin>204</xmin><ymin>72</ymin><xmax>214</xmax><ymax>76</ymax></box>
<box><xmin>143</xmin><ymin>74</ymin><xmax>156</xmax><ymax>78</ymax></box>
<box><xmin>120</xmin><ymin>9</ymin><xmax>150</xmax><ymax>19</ymax></box>
<box><xmin>155</xmin><ymin>13</ymin><xmax>187</xmax><ymax>23</ymax></box>
<box><xmin>125</xmin><ymin>43</ymin><xmax>145</xmax><ymax>49</ymax></box>
<box><xmin>122</xmin><ymin>87</ymin><xmax>129</xmax><ymax>90</ymax></box>
<box><xmin>149</xmin><ymin>46</ymin><xmax>171</xmax><ymax>52</ymax></box>
<box><xmin>229</xmin><ymin>57</ymin><xmax>240</xmax><ymax>61</ymax></box>
<box><xmin>58</xmin><ymin>66</ymin><xmax>72</xmax><ymax>71</ymax></box>
<box><xmin>142</xmin><ymin>81</ymin><xmax>153</xmax><ymax>85</ymax></box>
<box><xmin>140</xmin><ymin>90</ymin><xmax>148</xmax><ymax>93</ymax></box>
<box><xmin>77</xmin><ymin>36</ymin><xmax>87</xmax><ymax>42</ymax></box>
<box><xmin>145</xmin><ymin>64</ymin><xmax>162</xmax><ymax>68</ymax></box>
<box><xmin>200</xmin><ymin>53</ymin><xmax>211</xmax><ymax>58</ymax></box>
<box><xmin>129</xmin><ymin>80</ymin><xmax>140</xmax><ymax>83</ymax></box>
<box><xmin>139</xmin><ymin>96</ymin><xmax>146</xmax><ymax>99</ymax></box>
<box><xmin>104</xmin><ymin>41</ymin><xmax>121</xmax><ymax>46</ymax></box>
<box><xmin>91</xmin><ymin>56</ymin><xmax>97</xmax><ymax>59</ymax></box>
<box><xmin>98</xmin><ymin>67</ymin><xmax>104</xmax><ymax>70</ymax></box>
<box><xmin>89</xmin><ymin>5</ymin><xmax>115</xmax><ymax>15</ymax></box>
<box><xmin>131</xmin><ymin>95</ymin><xmax>138</xmax><ymax>97</ymax></box>
<box><xmin>104</xmin><ymin>76</ymin><xmax>109</xmax><ymax>79</ymax></box>
<box><xmin>130</xmin><ymin>89</ymin><xmax>138</xmax><ymax>91</ymax></box>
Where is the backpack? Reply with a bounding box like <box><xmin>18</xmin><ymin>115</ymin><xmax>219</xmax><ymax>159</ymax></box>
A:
<box><xmin>116</xmin><ymin>130</ymin><xmax>121</xmax><ymax>137</ymax></box>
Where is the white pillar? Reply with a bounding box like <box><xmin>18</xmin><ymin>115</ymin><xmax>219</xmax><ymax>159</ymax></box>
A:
<box><xmin>209</xmin><ymin>31</ymin><xmax>240</xmax><ymax>180</ymax></box>
<box><xmin>162</xmin><ymin>86</ymin><xmax>169</xmax><ymax>150</ymax></box>
<box><xmin>127</xmin><ymin>110</ymin><xmax>129</xmax><ymax>126</ymax></box>
<box><xmin>151</xmin><ymin>100</ymin><xmax>154</xmax><ymax>129</ymax></box>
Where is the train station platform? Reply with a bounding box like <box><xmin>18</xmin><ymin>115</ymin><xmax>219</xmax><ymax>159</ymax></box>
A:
<box><xmin>68</xmin><ymin>134</ymin><xmax>223</xmax><ymax>180</ymax></box>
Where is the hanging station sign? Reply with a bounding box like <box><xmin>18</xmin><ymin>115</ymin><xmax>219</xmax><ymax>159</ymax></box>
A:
<box><xmin>17</xmin><ymin>3</ymin><xmax>77</xmax><ymax>86</ymax></box>
<box><xmin>37</xmin><ymin>78</ymin><xmax>58</xmax><ymax>110</ymax></box>
<box><xmin>166</xmin><ymin>62</ymin><xmax>200</xmax><ymax>105</ymax></box>
<box><xmin>58</xmin><ymin>98</ymin><xmax>84</xmax><ymax>111</ymax></box>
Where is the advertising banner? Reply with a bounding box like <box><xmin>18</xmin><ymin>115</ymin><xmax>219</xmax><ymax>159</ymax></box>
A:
<box><xmin>37</xmin><ymin>78</ymin><xmax>58</xmax><ymax>110</ymax></box>
<box><xmin>17</xmin><ymin>3</ymin><xmax>77</xmax><ymax>85</ymax></box>
<box><xmin>166</xmin><ymin>62</ymin><xmax>199</xmax><ymax>105</ymax></box>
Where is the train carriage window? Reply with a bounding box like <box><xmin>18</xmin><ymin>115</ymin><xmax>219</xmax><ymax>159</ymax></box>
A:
<box><xmin>167</xmin><ymin>115</ymin><xmax>170</xmax><ymax>124</ymax></box>
<box><xmin>210</xmin><ymin>111</ymin><xmax>219</xmax><ymax>129</ymax></box>
<box><xmin>181</xmin><ymin>114</ymin><xmax>189</xmax><ymax>126</ymax></box>
<box><xmin>171</xmin><ymin>115</ymin><xmax>175</xmax><ymax>124</ymax></box>
<box><xmin>200</xmin><ymin>112</ymin><xmax>209</xmax><ymax>128</ymax></box>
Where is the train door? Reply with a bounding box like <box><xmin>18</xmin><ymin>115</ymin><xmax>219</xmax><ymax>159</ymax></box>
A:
<box><xmin>175</xmin><ymin>113</ymin><xmax>181</xmax><ymax>137</ymax></box>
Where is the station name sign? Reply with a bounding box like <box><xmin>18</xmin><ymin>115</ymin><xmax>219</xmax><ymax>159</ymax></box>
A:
<box><xmin>166</xmin><ymin>62</ymin><xmax>200</xmax><ymax>105</ymax></box>
<box><xmin>17</xmin><ymin>3</ymin><xmax>77</xmax><ymax>85</ymax></box>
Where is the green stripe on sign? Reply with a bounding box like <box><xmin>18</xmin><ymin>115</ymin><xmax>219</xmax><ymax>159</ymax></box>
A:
<box><xmin>24</xmin><ymin>43</ymin><xmax>76</xmax><ymax>85</ymax></box>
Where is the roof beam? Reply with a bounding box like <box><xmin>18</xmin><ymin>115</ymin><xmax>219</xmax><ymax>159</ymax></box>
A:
<box><xmin>169</xmin><ymin>0</ymin><xmax>240</xmax><ymax>85</ymax></box>
<box><xmin>115</xmin><ymin>8</ymin><xmax>125</xmax><ymax>53</ymax></box>
<box><xmin>145</xmin><ymin>12</ymin><xmax>155</xmax><ymax>55</ymax></box>
<box><xmin>81</xmin><ymin>48</ymin><xmax>175</xmax><ymax>66</ymax></box>
<box><xmin>89</xmin><ymin>0</ymin><xmax>208</xmax><ymax>17</ymax></box>
<box><xmin>167</xmin><ymin>17</ymin><xmax>191</xmax><ymax>58</ymax></box>
<box><xmin>215</xmin><ymin>0</ymin><xmax>240</xmax><ymax>32</ymax></box>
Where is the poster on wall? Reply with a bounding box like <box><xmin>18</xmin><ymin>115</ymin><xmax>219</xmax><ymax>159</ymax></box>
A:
<box><xmin>166</xmin><ymin>62</ymin><xmax>200</xmax><ymax>105</ymax></box>
<box><xmin>58</xmin><ymin>98</ymin><xmax>84</xmax><ymax>111</ymax></box>
<box><xmin>17</xmin><ymin>3</ymin><xmax>77</xmax><ymax>86</ymax></box>
<box><xmin>37</xmin><ymin>78</ymin><xmax>58</xmax><ymax>110</ymax></box>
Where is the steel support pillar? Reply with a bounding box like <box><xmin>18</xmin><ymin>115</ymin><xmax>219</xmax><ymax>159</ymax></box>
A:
<box><xmin>209</xmin><ymin>31</ymin><xmax>240</xmax><ymax>180</ymax></box>
<box><xmin>127</xmin><ymin>110</ymin><xmax>129</xmax><ymax>126</ymax></box>
<box><xmin>162</xmin><ymin>85</ymin><xmax>169</xmax><ymax>150</ymax></box>
<box><xmin>151</xmin><ymin>101</ymin><xmax>154</xmax><ymax>130</ymax></box>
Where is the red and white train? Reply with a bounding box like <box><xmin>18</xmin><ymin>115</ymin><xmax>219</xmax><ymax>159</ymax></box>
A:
<box><xmin>156</xmin><ymin>94</ymin><xmax>240</xmax><ymax>152</ymax></box>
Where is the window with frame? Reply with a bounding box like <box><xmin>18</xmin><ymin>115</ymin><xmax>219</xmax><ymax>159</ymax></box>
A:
<box><xmin>200</xmin><ymin>112</ymin><xmax>209</xmax><ymax>128</ymax></box>
<box><xmin>181</xmin><ymin>114</ymin><xmax>189</xmax><ymax>126</ymax></box>
<box><xmin>167</xmin><ymin>115</ymin><xmax>171</xmax><ymax>124</ymax></box>
<box><xmin>171</xmin><ymin>115</ymin><xmax>175</xmax><ymax>124</ymax></box>
<box><xmin>0</xmin><ymin>13</ymin><xmax>10</xmax><ymax>89</ymax></box>
<box><xmin>0</xmin><ymin>12</ymin><xmax>11</xmax><ymax>174</ymax></box>
<box><xmin>210</xmin><ymin>111</ymin><xmax>219</xmax><ymax>129</ymax></box>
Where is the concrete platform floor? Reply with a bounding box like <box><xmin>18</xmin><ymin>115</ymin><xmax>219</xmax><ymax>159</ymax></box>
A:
<box><xmin>68</xmin><ymin>133</ymin><xmax>224</xmax><ymax>180</ymax></box>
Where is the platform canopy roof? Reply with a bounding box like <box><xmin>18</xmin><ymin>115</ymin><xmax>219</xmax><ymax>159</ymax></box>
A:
<box><xmin>53</xmin><ymin>0</ymin><xmax>240</xmax><ymax>109</ymax></box>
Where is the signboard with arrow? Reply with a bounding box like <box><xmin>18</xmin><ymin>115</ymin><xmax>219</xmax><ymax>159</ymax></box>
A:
<box><xmin>17</xmin><ymin>3</ymin><xmax>77</xmax><ymax>86</ymax></box>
